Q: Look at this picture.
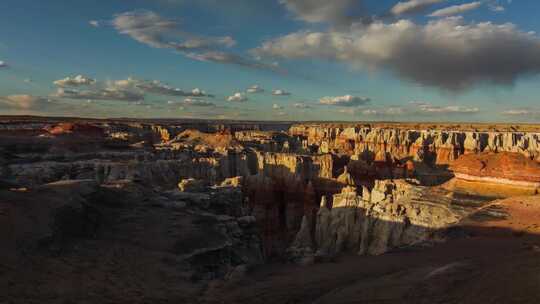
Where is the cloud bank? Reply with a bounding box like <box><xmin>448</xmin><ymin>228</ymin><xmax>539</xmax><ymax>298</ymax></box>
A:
<box><xmin>502</xmin><ymin>108</ymin><xmax>540</xmax><ymax>118</ymax></box>
<box><xmin>256</xmin><ymin>17</ymin><xmax>540</xmax><ymax>91</ymax></box>
<box><xmin>0</xmin><ymin>95</ymin><xmax>49</xmax><ymax>110</ymax></box>
<box><xmin>54</xmin><ymin>88</ymin><xmax>144</xmax><ymax>102</ymax></box>
<box><xmin>410</xmin><ymin>101</ymin><xmax>479</xmax><ymax>113</ymax></box>
<box><xmin>319</xmin><ymin>95</ymin><xmax>370</xmax><ymax>106</ymax></box>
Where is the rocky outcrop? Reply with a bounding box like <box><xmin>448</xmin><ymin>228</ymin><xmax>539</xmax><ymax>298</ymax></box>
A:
<box><xmin>289</xmin><ymin>179</ymin><xmax>469</xmax><ymax>258</ymax></box>
<box><xmin>450</xmin><ymin>152</ymin><xmax>540</xmax><ymax>186</ymax></box>
<box><xmin>6</xmin><ymin>149</ymin><xmax>257</xmax><ymax>187</ymax></box>
<box><xmin>234</xmin><ymin>131</ymin><xmax>296</xmax><ymax>153</ymax></box>
<box><xmin>178</xmin><ymin>178</ymin><xmax>208</xmax><ymax>192</ymax></box>
<box><xmin>167</xmin><ymin>129</ymin><xmax>241</xmax><ymax>151</ymax></box>
<box><xmin>448</xmin><ymin>152</ymin><xmax>540</xmax><ymax>197</ymax></box>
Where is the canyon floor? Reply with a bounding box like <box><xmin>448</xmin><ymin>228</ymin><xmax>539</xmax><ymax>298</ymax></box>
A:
<box><xmin>204</xmin><ymin>196</ymin><xmax>540</xmax><ymax>304</ymax></box>
<box><xmin>1</xmin><ymin>117</ymin><xmax>540</xmax><ymax>303</ymax></box>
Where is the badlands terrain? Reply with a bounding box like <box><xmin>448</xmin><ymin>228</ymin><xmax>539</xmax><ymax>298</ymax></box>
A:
<box><xmin>1</xmin><ymin>116</ymin><xmax>540</xmax><ymax>303</ymax></box>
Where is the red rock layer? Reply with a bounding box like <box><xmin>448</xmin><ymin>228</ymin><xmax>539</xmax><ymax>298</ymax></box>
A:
<box><xmin>46</xmin><ymin>123</ymin><xmax>105</xmax><ymax>137</ymax></box>
<box><xmin>450</xmin><ymin>152</ymin><xmax>540</xmax><ymax>183</ymax></box>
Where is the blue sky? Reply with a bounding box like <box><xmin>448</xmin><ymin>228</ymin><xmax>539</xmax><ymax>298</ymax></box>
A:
<box><xmin>0</xmin><ymin>0</ymin><xmax>539</xmax><ymax>122</ymax></box>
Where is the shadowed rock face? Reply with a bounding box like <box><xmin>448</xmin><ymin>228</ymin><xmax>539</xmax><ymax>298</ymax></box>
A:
<box><xmin>1</xmin><ymin>179</ymin><xmax>263</xmax><ymax>303</ymax></box>
<box><xmin>2</xmin><ymin>118</ymin><xmax>540</xmax><ymax>303</ymax></box>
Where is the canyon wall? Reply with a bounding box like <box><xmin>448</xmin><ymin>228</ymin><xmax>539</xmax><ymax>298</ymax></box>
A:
<box><xmin>289</xmin><ymin>125</ymin><xmax>540</xmax><ymax>164</ymax></box>
<box><xmin>289</xmin><ymin>179</ymin><xmax>471</xmax><ymax>261</ymax></box>
<box><xmin>3</xmin><ymin>120</ymin><xmax>540</xmax><ymax>260</ymax></box>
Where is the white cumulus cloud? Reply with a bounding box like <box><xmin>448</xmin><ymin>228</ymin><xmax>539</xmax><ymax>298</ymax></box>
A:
<box><xmin>227</xmin><ymin>92</ymin><xmax>248</xmax><ymax>102</ymax></box>
<box><xmin>54</xmin><ymin>75</ymin><xmax>96</xmax><ymax>87</ymax></box>
<box><xmin>255</xmin><ymin>17</ymin><xmax>540</xmax><ymax>91</ymax></box>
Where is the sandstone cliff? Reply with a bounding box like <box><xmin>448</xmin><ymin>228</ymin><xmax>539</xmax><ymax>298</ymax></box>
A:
<box><xmin>290</xmin><ymin>179</ymin><xmax>472</xmax><ymax>259</ymax></box>
<box><xmin>290</xmin><ymin>125</ymin><xmax>540</xmax><ymax>164</ymax></box>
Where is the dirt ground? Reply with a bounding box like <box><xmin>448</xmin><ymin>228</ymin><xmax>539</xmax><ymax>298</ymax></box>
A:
<box><xmin>202</xmin><ymin>196</ymin><xmax>540</xmax><ymax>304</ymax></box>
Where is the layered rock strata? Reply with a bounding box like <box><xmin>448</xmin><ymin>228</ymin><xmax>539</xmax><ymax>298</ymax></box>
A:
<box><xmin>289</xmin><ymin>125</ymin><xmax>540</xmax><ymax>164</ymax></box>
<box><xmin>289</xmin><ymin>179</ymin><xmax>473</xmax><ymax>258</ymax></box>
<box><xmin>450</xmin><ymin>152</ymin><xmax>540</xmax><ymax>186</ymax></box>
<box><xmin>448</xmin><ymin>152</ymin><xmax>540</xmax><ymax>196</ymax></box>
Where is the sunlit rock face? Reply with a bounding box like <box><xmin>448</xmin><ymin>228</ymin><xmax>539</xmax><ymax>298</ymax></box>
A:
<box><xmin>289</xmin><ymin>124</ymin><xmax>540</xmax><ymax>164</ymax></box>
<box><xmin>289</xmin><ymin>179</ymin><xmax>467</xmax><ymax>259</ymax></box>
<box><xmin>450</xmin><ymin>152</ymin><xmax>540</xmax><ymax>184</ymax></box>
<box><xmin>449</xmin><ymin>152</ymin><xmax>540</xmax><ymax>197</ymax></box>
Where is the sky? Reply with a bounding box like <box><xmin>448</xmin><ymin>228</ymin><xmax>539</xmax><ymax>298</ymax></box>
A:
<box><xmin>0</xmin><ymin>0</ymin><xmax>539</xmax><ymax>122</ymax></box>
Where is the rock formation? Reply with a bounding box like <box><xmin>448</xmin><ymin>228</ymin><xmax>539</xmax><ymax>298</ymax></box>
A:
<box><xmin>289</xmin><ymin>124</ymin><xmax>540</xmax><ymax>164</ymax></box>
<box><xmin>2</xmin><ymin>118</ymin><xmax>540</xmax><ymax>261</ymax></box>
<box><xmin>449</xmin><ymin>152</ymin><xmax>540</xmax><ymax>197</ymax></box>
<box><xmin>3</xmin><ymin>117</ymin><xmax>540</xmax><ymax>303</ymax></box>
<box><xmin>290</xmin><ymin>179</ymin><xmax>470</xmax><ymax>258</ymax></box>
<box><xmin>450</xmin><ymin>152</ymin><xmax>540</xmax><ymax>186</ymax></box>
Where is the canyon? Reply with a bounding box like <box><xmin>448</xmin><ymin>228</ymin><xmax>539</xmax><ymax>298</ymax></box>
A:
<box><xmin>1</xmin><ymin>116</ymin><xmax>540</xmax><ymax>303</ymax></box>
